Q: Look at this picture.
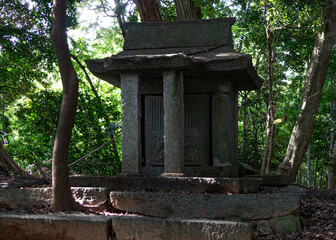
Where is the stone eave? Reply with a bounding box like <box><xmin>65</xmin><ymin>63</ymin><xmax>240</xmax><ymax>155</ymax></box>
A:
<box><xmin>85</xmin><ymin>52</ymin><xmax>263</xmax><ymax>90</ymax></box>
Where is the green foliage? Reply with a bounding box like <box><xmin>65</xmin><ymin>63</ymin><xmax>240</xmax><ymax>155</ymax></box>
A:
<box><xmin>6</xmin><ymin>87</ymin><xmax>122</xmax><ymax>176</ymax></box>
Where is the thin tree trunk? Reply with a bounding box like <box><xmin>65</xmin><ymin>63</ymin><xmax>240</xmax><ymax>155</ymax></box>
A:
<box><xmin>51</xmin><ymin>0</ymin><xmax>82</xmax><ymax>211</ymax></box>
<box><xmin>261</xmin><ymin>114</ymin><xmax>271</xmax><ymax>174</ymax></box>
<box><xmin>242</xmin><ymin>92</ymin><xmax>249</xmax><ymax>161</ymax></box>
<box><xmin>71</xmin><ymin>54</ymin><xmax>121</xmax><ymax>165</ymax></box>
<box><xmin>265</xmin><ymin>124</ymin><xmax>275</xmax><ymax>174</ymax></box>
<box><xmin>174</xmin><ymin>0</ymin><xmax>202</xmax><ymax>20</ymax></box>
<box><xmin>132</xmin><ymin>0</ymin><xmax>162</xmax><ymax>22</ymax></box>
<box><xmin>307</xmin><ymin>142</ymin><xmax>311</xmax><ymax>186</ymax></box>
<box><xmin>277</xmin><ymin>0</ymin><xmax>336</xmax><ymax>183</ymax></box>
<box><xmin>0</xmin><ymin>144</ymin><xmax>27</xmax><ymax>175</ymax></box>
<box><xmin>328</xmin><ymin>74</ymin><xmax>336</xmax><ymax>189</ymax></box>
<box><xmin>329</xmin><ymin>141</ymin><xmax>336</xmax><ymax>190</ymax></box>
<box><xmin>261</xmin><ymin>0</ymin><xmax>276</xmax><ymax>175</ymax></box>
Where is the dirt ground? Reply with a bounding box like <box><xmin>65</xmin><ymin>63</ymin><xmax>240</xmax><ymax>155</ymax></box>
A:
<box><xmin>1</xmin><ymin>172</ymin><xmax>336</xmax><ymax>240</ymax></box>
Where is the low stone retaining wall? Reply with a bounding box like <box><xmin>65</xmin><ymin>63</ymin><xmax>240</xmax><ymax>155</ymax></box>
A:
<box><xmin>110</xmin><ymin>191</ymin><xmax>300</xmax><ymax>220</ymax></box>
<box><xmin>0</xmin><ymin>213</ymin><xmax>111</xmax><ymax>240</ymax></box>
<box><xmin>0</xmin><ymin>213</ymin><xmax>253</xmax><ymax>240</ymax></box>
<box><xmin>0</xmin><ymin>187</ymin><xmax>109</xmax><ymax>207</ymax></box>
<box><xmin>69</xmin><ymin>176</ymin><xmax>262</xmax><ymax>194</ymax></box>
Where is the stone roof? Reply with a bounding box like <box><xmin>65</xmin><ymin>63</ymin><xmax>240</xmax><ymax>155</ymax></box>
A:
<box><xmin>85</xmin><ymin>18</ymin><xmax>263</xmax><ymax>91</ymax></box>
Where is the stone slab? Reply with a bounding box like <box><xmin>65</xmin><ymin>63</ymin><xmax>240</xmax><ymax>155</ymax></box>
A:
<box><xmin>70</xmin><ymin>176</ymin><xmax>261</xmax><ymax>194</ymax></box>
<box><xmin>269</xmin><ymin>215</ymin><xmax>302</xmax><ymax>234</ymax></box>
<box><xmin>0</xmin><ymin>213</ymin><xmax>111</xmax><ymax>240</ymax></box>
<box><xmin>212</xmin><ymin>92</ymin><xmax>238</xmax><ymax>177</ymax></box>
<box><xmin>123</xmin><ymin>18</ymin><xmax>235</xmax><ymax>50</ymax></box>
<box><xmin>0</xmin><ymin>187</ymin><xmax>109</xmax><ymax>207</ymax></box>
<box><xmin>0</xmin><ymin>213</ymin><xmax>252</xmax><ymax>240</ymax></box>
<box><xmin>244</xmin><ymin>174</ymin><xmax>290</xmax><ymax>186</ymax></box>
<box><xmin>110</xmin><ymin>191</ymin><xmax>300</xmax><ymax>220</ymax></box>
<box><xmin>112</xmin><ymin>215</ymin><xmax>252</xmax><ymax>240</ymax></box>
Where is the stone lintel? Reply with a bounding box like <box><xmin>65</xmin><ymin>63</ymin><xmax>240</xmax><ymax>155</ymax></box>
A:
<box><xmin>217</xmin><ymin>77</ymin><xmax>233</xmax><ymax>93</ymax></box>
<box><xmin>121</xmin><ymin>74</ymin><xmax>141</xmax><ymax>174</ymax></box>
<box><xmin>163</xmin><ymin>71</ymin><xmax>184</xmax><ymax>174</ymax></box>
<box><xmin>212</xmin><ymin>91</ymin><xmax>238</xmax><ymax>177</ymax></box>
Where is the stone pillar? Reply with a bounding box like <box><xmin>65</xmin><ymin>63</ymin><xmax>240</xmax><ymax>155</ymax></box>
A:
<box><xmin>212</xmin><ymin>80</ymin><xmax>238</xmax><ymax>177</ymax></box>
<box><xmin>120</xmin><ymin>74</ymin><xmax>141</xmax><ymax>176</ymax></box>
<box><xmin>162</xmin><ymin>71</ymin><xmax>184</xmax><ymax>176</ymax></box>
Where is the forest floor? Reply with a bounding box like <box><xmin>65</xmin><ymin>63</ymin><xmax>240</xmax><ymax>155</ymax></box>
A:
<box><xmin>0</xmin><ymin>172</ymin><xmax>336</xmax><ymax>240</ymax></box>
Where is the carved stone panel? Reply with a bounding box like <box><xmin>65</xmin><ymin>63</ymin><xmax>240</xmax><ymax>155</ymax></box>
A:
<box><xmin>144</xmin><ymin>94</ymin><xmax>210</xmax><ymax>167</ymax></box>
<box><xmin>184</xmin><ymin>94</ymin><xmax>210</xmax><ymax>166</ymax></box>
<box><xmin>144</xmin><ymin>96</ymin><xmax>164</xmax><ymax>166</ymax></box>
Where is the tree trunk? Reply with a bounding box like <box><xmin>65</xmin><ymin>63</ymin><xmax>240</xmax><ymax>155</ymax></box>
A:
<box><xmin>133</xmin><ymin>0</ymin><xmax>162</xmax><ymax>22</ymax></box>
<box><xmin>0</xmin><ymin>144</ymin><xmax>27</xmax><ymax>175</ymax></box>
<box><xmin>261</xmin><ymin>0</ymin><xmax>276</xmax><ymax>175</ymax></box>
<box><xmin>277</xmin><ymin>0</ymin><xmax>336</xmax><ymax>183</ymax></box>
<box><xmin>174</xmin><ymin>0</ymin><xmax>202</xmax><ymax>20</ymax></box>
<box><xmin>51</xmin><ymin>0</ymin><xmax>82</xmax><ymax>211</ymax></box>
<box><xmin>328</xmin><ymin>74</ymin><xmax>336</xmax><ymax>189</ymax></box>
<box><xmin>307</xmin><ymin>142</ymin><xmax>311</xmax><ymax>186</ymax></box>
<box><xmin>329</xmin><ymin>142</ymin><xmax>336</xmax><ymax>190</ymax></box>
<box><xmin>242</xmin><ymin>92</ymin><xmax>249</xmax><ymax>161</ymax></box>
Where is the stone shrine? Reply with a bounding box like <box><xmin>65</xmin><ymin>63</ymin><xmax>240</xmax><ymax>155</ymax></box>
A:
<box><xmin>86</xmin><ymin>18</ymin><xmax>263</xmax><ymax>177</ymax></box>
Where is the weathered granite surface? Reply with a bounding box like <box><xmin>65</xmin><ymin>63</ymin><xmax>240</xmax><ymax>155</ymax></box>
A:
<box><xmin>110</xmin><ymin>191</ymin><xmax>300</xmax><ymax>220</ymax></box>
<box><xmin>120</xmin><ymin>73</ymin><xmax>141</xmax><ymax>174</ymax></box>
<box><xmin>0</xmin><ymin>213</ymin><xmax>111</xmax><ymax>240</ymax></box>
<box><xmin>212</xmin><ymin>92</ymin><xmax>238</xmax><ymax>176</ymax></box>
<box><xmin>0</xmin><ymin>187</ymin><xmax>109</xmax><ymax>207</ymax></box>
<box><xmin>256</xmin><ymin>220</ymin><xmax>273</xmax><ymax>234</ymax></box>
<box><xmin>269</xmin><ymin>215</ymin><xmax>302</xmax><ymax>234</ymax></box>
<box><xmin>123</xmin><ymin>18</ymin><xmax>235</xmax><ymax>50</ymax></box>
<box><xmin>113</xmin><ymin>215</ymin><xmax>252</xmax><ymax>240</ymax></box>
<box><xmin>0</xmin><ymin>213</ymin><xmax>253</xmax><ymax>240</ymax></box>
<box><xmin>244</xmin><ymin>174</ymin><xmax>290</xmax><ymax>186</ymax></box>
<box><xmin>163</xmin><ymin>71</ymin><xmax>184</xmax><ymax>174</ymax></box>
<box><xmin>69</xmin><ymin>176</ymin><xmax>261</xmax><ymax>194</ymax></box>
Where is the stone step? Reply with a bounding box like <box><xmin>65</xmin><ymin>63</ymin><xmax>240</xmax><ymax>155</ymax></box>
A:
<box><xmin>110</xmin><ymin>191</ymin><xmax>300</xmax><ymax>220</ymax></box>
<box><xmin>244</xmin><ymin>174</ymin><xmax>290</xmax><ymax>186</ymax></box>
<box><xmin>0</xmin><ymin>213</ymin><xmax>111</xmax><ymax>240</ymax></box>
<box><xmin>70</xmin><ymin>176</ymin><xmax>261</xmax><ymax>194</ymax></box>
<box><xmin>0</xmin><ymin>187</ymin><xmax>109</xmax><ymax>207</ymax></box>
<box><xmin>0</xmin><ymin>213</ymin><xmax>253</xmax><ymax>240</ymax></box>
<box><xmin>113</xmin><ymin>215</ymin><xmax>252</xmax><ymax>240</ymax></box>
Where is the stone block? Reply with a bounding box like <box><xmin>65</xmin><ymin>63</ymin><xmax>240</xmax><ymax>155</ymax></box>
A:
<box><xmin>70</xmin><ymin>176</ymin><xmax>261</xmax><ymax>194</ymax></box>
<box><xmin>0</xmin><ymin>187</ymin><xmax>109</xmax><ymax>207</ymax></box>
<box><xmin>256</xmin><ymin>220</ymin><xmax>273</xmax><ymax>234</ymax></box>
<box><xmin>71</xmin><ymin>187</ymin><xmax>109</xmax><ymax>205</ymax></box>
<box><xmin>0</xmin><ymin>188</ymin><xmax>52</xmax><ymax>208</ymax></box>
<box><xmin>0</xmin><ymin>213</ymin><xmax>111</xmax><ymax>240</ymax></box>
<box><xmin>112</xmin><ymin>215</ymin><xmax>252</xmax><ymax>240</ymax></box>
<box><xmin>110</xmin><ymin>191</ymin><xmax>300</xmax><ymax>220</ymax></box>
<box><xmin>239</xmin><ymin>162</ymin><xmax>257</xmax><ymax>176</ymax></box>
<box><xmin>280</xmin><ymin>185</ymin><xmax>309</xmax><ymax>198</ymax></box>
<box><xmin>212</xmin><ymin>92</ymin><xmax>238</xmax><ymax>177</ymax></box>
<box><xmin>123</xmin><ymin>18</ymin><xmax>235</xmax><ymax>50</ymax></box>
<box><xmin>269</xmin><ymin>215</ymin><xmax>302</xmax><ymax>234</ymax></box>
<box><xmin>244</xmin><ymin>174</ymin><xmax>290</xmax><ymax>186</ymax></box>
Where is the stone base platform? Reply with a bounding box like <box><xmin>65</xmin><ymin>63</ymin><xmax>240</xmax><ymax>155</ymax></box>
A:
<box><xmin>244</xmin><ymin>174</ymin><xmax>290</xmax><ymax>186</ymax></box>
<box><xmin>0</xmin><ymin>213</ymin><xmax>253</xmax><ymax>240</ymax></box>
<box><xmin>69</xmin><ymin>176</ymin><xmax>262</xmax><ymax>194</ymax></box>
<box><xmin>109</xmin><ymin>191</ymin><xmax>301</xmax><ymax>220</ymax></box>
